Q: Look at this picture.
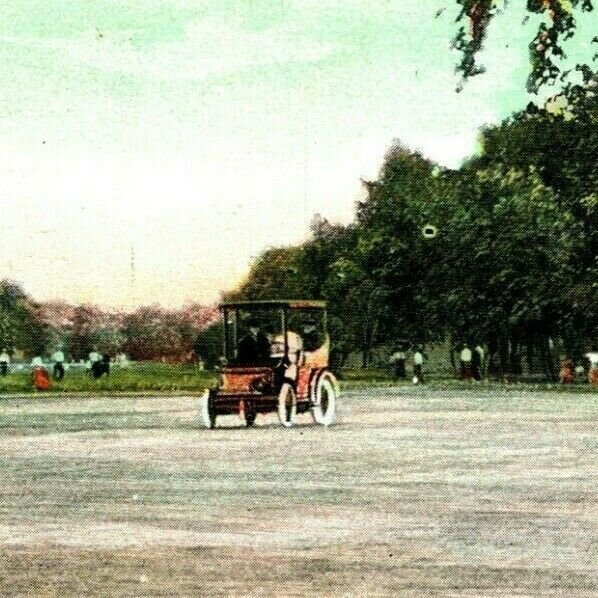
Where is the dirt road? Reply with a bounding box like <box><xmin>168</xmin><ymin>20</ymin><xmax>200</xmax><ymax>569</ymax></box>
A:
<box><xmin>0</xmin><ymin>387</ymin><xmax>596</xmax><ymax>596</ymax></box>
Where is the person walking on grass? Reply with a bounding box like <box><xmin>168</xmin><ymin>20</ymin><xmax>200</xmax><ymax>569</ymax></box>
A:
<box><xmin>31</xmin><ymin>356</ymin><xmax>51</xmax><ymax>391</ymax></box>
<box><xmin>51</xmin><ymin>348</ymin><xmax>66</xmax><ymax>381</ymax></box>
<box><xmin>88</xmin><ymin>349</ymin><xmax>103</xmax><ymax>379</ymax></box>
<box><xmin>101</xmin><ymin>353</ymin><xmax>111</xmax><ymax>376</ymax></box>
<box><xmin>413</xmin><ymin>347</ymin><xmax>425</xmax><ymax>384</ymax></box>
<box><xmin>0</xmin><ymin>349</ymin><xmax>10</xmax><ymax>377</ymax></box>
<box><xmin>389</xmin><ymin>347</ymin><xmax>407</xmax><ymax>379</ymax></box>
<box><xmin>472</xmin><ymin>344</ymin><xmax>484</xmax><ymax>381</ymax></box>
<box><xmin>460</xmin><ymin>344</ymin><xmax>473</xmax><ymax>380</ymax></box>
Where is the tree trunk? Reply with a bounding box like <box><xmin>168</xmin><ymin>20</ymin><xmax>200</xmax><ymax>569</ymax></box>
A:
<box><xmin>487</xmin><ymin>333</ymin><xmax>499</xmax><ymax>377</ymax></box>
<box><xmin>525</xmin><ymin>336</ymin><xmax>535</xmax><ymax>374</ymax></box>
<box><xmin>361</xmin><ymin>350</ymin><xmax>369</xmax><ymax>368</ymax></box>
<box><xmin>448</xmin><ymin>338</ymin><xmax>457</xmax><ymax>376</ymax></box>
<box><xmin>539</xmin><ymin>336</ymin><xmax>557</xmax><ymax>381</ymax></box>
<box><xmin>498</xmin><ymin>334</ymin><xmax>509</xmax><ymax>378</ymax></box>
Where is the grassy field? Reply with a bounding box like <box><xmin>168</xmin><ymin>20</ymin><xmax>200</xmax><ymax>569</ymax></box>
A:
<box><xmin>1</xmin><ymin>363</ymin><xmax>596</xmax><ymax>396</ymax></box>
<box><xmin>0</xmin><ymin>386</ymin><xmax>596</xmax><ymax>595</ymax></box>
<box><xmin>0</xmin><ymin>363</ymin><xmax>217</xmax><ymax>394</ymax></box>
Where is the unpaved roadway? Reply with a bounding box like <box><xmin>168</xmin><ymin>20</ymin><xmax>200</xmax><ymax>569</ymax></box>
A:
<box><xmin>0</xmin><ymin>387</ymin><xmax>596</xmax><ymax>596</ymax></box>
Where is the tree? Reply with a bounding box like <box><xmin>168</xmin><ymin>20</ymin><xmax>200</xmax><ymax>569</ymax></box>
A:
<box><xmin>224</xmin><ymin>246</ymin><xmax>306</xmax><ymax>302</ymax></box>
<box><xmin>194</xmin><ymin>322</ymin><xmax>224</xmax><ymax>368</ymax></box>
<box><xmin>0</xmin><ymin>280</ymin><xmax>48</xmax><ymax>356</ymax></box>
<box><xmin>452</xmin><ymin>0</ymin><xmax>595</xmax><ymax>92</ymax></box>
<box><xmin>473</xmin><ymin>90</ymin><xmax>597</xmax><ymax>360</ymax></box>
<box><xmin>123</xmin><ymin>306</ymin><xmax>187</xmax><ymax>361</ymax></box>
<box><xmin>355</xmin><ymin>144</ymin><xmax>447</xmax><ymax>347</ymax></box>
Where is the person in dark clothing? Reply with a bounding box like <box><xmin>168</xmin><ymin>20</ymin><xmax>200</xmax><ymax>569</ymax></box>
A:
<box><xmin>237</xmin><ymin>320</ymin><xmax>271</xmax><ymax>364</ymax></box>
<box><xmin>389</xmin><ymin>347</ymin><xmax>407</xmax><ymax>379</ymax></box>
<box><xmin>102</xmin><ymin>353</ymin><xmax>111</xmax><ymax>376</ymax></box>
<box><xmin>301</xmin><ymin>320</ymin><xmax>321</xmax><ymax>352</ymax></box>
<box><xmin>53</xmin><ymin>362</ymin><xmax>65</xmax><ymax>381</ymax></box>
<box><xmin>0</xmin><ymin>349</ymin><xmax>9</xmax><ymax>377</ymax></box>
<box><xmin>91</xmin><ymin>359</ymin><xmax>104</xmax><ymax>379</ymax></box>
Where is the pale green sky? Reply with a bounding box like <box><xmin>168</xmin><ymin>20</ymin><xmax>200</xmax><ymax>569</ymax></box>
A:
<box><xmin>1</xmin><ymin>1</ymin><xmax>595</xmax><ymax>308</ymax></box>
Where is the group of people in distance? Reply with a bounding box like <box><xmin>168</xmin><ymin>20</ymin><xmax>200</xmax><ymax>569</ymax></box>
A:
<box><xmin>389</xmin><ymin>346</ymin><xmax>426</xmax><ymax>384</ymax></box>
<box><xmin>389</xmin><ymin>343</ymin><xmax>484</xmax><ymax>383</ymax></box>
<box><xmin>458</xmin><ymin>344</ymin><xmax>485</xmax><ymax>381</ymax></box>
<box><xmin>559</xmin><ymin>352</ymin><xmax>598</xmax><ymax>385</ymax></box>
<box><xmin>0</xmin><ymin>347</ymin><xmax>113</xmax><ymax>391</ymax></box>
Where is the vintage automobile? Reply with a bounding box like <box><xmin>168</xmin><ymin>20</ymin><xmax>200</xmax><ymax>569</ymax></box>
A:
<box><xmin>199</xmin><ymin>300</ymin><xmax>338</xmax><ymax>428</ymax></box>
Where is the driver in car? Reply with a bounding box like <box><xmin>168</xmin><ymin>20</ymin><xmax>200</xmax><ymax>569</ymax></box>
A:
<box><xmin>237</xmin><ymin>319</ymin><xmax>271</xmax><ymax>364</ymax></box>
<box><xmin>301</xmin><ymin>319</ymin><xmax>321</xmax><ymax>352</ymax></box>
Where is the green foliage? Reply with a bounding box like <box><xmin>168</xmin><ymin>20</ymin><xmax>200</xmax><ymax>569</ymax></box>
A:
<box><xmin>0</xmin><ymin>280</ymin><xmax>48</xmax><ymax>356</ymax></box>
<box><xmin>0</xmin><ymin>363</ymin><xmax>216</xmax><ymax>394</ymax></box>
<box><xmin>194</xmin><ymin>322</ymin><xmax>224</xmax><ymax>368</ymax></box>
<box><xmin>452</xmin><ymin>0</ymin><xmax>595</xmax><ymax>93</ymax></box>
<box><xmin>230</xmin><ymin>90</ymin><xmax>596</xmax><ymax>376</ymax></box>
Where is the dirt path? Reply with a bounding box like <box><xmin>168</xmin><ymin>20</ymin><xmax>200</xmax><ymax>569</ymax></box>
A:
<box><xmin>0</xmin><ymin>387</ymin><xmax>596</xmax><ymax>596</ymax></box>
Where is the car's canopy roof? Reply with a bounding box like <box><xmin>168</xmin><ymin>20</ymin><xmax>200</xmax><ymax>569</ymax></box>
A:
<box><xmin>220</xmin><ymin>299</ymin><xmax>326</xmax><ymax>310</ymax></box>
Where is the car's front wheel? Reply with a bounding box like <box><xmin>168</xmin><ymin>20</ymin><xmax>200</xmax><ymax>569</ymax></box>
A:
<box><xmin>311</xmin><ymin>371</ymin><xmax>338</xmax><ymax>426</ymax></box>
<box><xmin>199</xmin><ymin>389</ymin><xmax>216</xmax><ymax>429</ymax></box>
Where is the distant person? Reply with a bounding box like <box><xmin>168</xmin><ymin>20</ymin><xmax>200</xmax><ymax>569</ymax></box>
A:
<box><xmin>237</xmin><ymin>320</ymin><xmax>270</xmax><ymax>363</ymax></box>
<box><xmin>31</xmin><ymin>356</ymin><xmax>51</xmax><ymax>391</ymax></box>
<box><xmin>559</xmin><ymin>359</ymin><xmax>575</xmax><ymax>384</ymax></box>
<box><xmin>51</xmin><ymin>348</ymin><xmax>66</xmax><ymax>381</ymax></box>
<box><xmin>389</xmin><ymin>347</ymin><xmax>406</xmax><ymax>379</ymax></box>
<box><xmin>472</xmin><ymin>345</ymin><xmax>484</xmax><ymax>381</ymax></box>
<box><xmin>586</xmin><ymin>352</ymin><xmax>598</xmax><ymax>385</ymax></box>
<box><xmin>91</xmin><ymin>360</ymin><xmax>105</xmax><ymax>379</ymax></box>
<box><xmin>88</xmin><ymin>349</ymin><xmax>102</xmax><ymax>378</ymax></box>
<box><xmin>101</xmin><ymin>353</ymin><xmax>111</xmax><ymax>376</ymax></box>
<box><xmin>413</xmin><ymin>347</ymin><xmax>425</xmax><ymax>384</ymax></box>
<box><xmin>460</xmin><ymin>344</ymin><xmax>473</xmax><ymax>380</ymax></box>
<box><xmin>0</xmin><ymin>349</ymin><xmax>10</xmax><ymax>376</ymax></box>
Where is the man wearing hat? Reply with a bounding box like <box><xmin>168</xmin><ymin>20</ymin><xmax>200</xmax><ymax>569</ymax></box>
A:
<box><xmin>237</xmin><ymin>319</ymin><xmax>270</xmax><ymax>364</ymax></box>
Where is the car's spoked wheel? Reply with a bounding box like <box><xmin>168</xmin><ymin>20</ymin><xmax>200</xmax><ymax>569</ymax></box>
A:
<box><xmin>199</xmin><ymin>389</ymin><xmax>217</xmax><ymax>429</ymax></box>
<box><xmin>277</xmin><ymin>383</ymin><xmax>297</xmax><ymax>428</ymax></box>
<box><xmin>311</xmin><ymin>371</ymin><xmax>338</xmax><ymax>426</ymax></box>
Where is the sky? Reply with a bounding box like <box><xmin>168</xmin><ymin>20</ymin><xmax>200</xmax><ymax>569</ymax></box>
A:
<box><xmin>1</xmin><ymin>1</ymin><xmax>595</xmax><ymax>309</ymax></box>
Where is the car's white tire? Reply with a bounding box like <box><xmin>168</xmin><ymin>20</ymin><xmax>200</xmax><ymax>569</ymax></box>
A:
<box><xmin>277</xmin><ymin>383</ymin><xmax>297</xmax><ymax>428</ymax></box>
<box><xmin>199</xmin><ymin>389</ymin><xmax>216</xmax><ymax>429</ymax></box>
<box><xmin>311</xmin><ymin>371</ymin><xmax>338</xmax><ymax>426</ymax></box>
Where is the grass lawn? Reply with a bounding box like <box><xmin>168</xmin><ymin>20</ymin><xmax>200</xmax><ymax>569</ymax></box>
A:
<box><xmin>0</xmin><ymin>363</ymin><xmax>216</xmax><ymax>395</ymax></box>
<box><xmin>0</xmin><ymin>363</ymin><xmax>595</xmax><ymax>395</ymax></box>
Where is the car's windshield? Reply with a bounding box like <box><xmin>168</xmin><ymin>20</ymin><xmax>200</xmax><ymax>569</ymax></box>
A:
<box><xmin>222</xmin><ymin>307</ymin><xmax>326</xmax><ymax>365</ymax></box>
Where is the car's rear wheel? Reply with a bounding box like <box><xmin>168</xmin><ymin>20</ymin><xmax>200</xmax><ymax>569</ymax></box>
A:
<box><xmin>277</xmin><ymin>383</ymin><xmax>297</xmax><ymax>428</ymax></box>
<box><xmin>311</xmin><ymin>371</ymin><xmax>338</xmax><ymax>426</ymax></box>
<box><xmin>199</xmin><ymin>389</ymin><xmax>216</xmax><ymax>429</ymax></box>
